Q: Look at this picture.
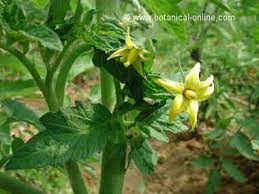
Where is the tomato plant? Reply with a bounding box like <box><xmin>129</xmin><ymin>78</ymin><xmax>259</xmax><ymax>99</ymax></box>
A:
<box><xmin>0</xmin><ymin>0</ymin><xmax>258</xmax><ymax>194</ymax></box>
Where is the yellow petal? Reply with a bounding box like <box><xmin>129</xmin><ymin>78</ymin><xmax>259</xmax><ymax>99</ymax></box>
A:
<box><xmin>197</xmin><ymin>84</ymin><xmax>214</xmax><ymax>101</ymax></box>
<box><xmin>124</xmin><ymin>48</ymin><xmax>139</xmax><ymax>67</ymax></box>
<box><xmin>184</xmin><ymin>63</ymin><xmax>201</xmax><ymax>89</ymax></box>
<box><xmin>107</xmin><ymin>47</ymin><xmax>128</xmax><ymax>60</ymax></box>
<box><xmin>125</xmin><ymin>27</ymin><xmax>135</xmax><ymax>49</ymax></box>
<box><xmin>198</xmin><ymin>75</ymin><xmax>214</xmax><ymax>89</ymax></box>
<box><xmin>169</xmin><ymin>95</ymin><xmax>184</xmax><ymax>122</ymax></box>
<box><xmin>133</xmin><ymin>60</ymin><xmax>145</xmax><ymax>77</ymax></box>
<box><xmin>185</xmin><ymin>100</ymin><xmax>199</xmax><ymax>129</ymax></box>
<box><xmin>154</xmin><ymin>78</ymin><xmax>184</xmax><ymax>95</ymax></box>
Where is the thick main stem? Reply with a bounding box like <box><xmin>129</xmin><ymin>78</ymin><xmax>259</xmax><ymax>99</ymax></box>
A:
<box><xmin>0</xmin><ymin>173</ymin><xmax>45</xmax><ymax>194</ymax></box>
<box><xmin>99</xmin><ymin>143</ymin><xmax>126</xmax><ymax>194</ymax></box>
<box><xmin>96</xmin><ymin>0</ymin><xmax>126</xmax><ymax>194</ymax></box>
<box><xmin>47</xmin><ymin>91</ymin><xmax>88</xmax><ymax>194</ymax></box>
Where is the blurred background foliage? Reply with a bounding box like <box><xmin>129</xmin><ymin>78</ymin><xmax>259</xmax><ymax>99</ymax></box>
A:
<box><xmin>0</xmin><ymin>0</ymin><xmax>258</xmax><ymax>193</ymax></box>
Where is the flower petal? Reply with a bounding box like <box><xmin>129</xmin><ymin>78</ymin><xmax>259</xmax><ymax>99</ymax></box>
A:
<box><xmin>186</xmin><ymin>100</ymin><xmax>199</xmax><ymax>129</ymax></box>
<box><xmin>199</xmin><ymin>75</ymin><xmax>214</xmax><ymax>88</ymax></box>
<box><xmin>154</xmin><ymin>78</ymin><xmax>184</xmax><ymax>95</ymax></box>
<box><xmin>125</xmin><ymin>27</ymin><xmax>135</xmax><ymax>49</ymax></box>
<box><xmin>124</xmin><ymin>48</ymin><xmax>139</xmax><ymax>67</ymax></box>
<box><xmin>107</xmin><ymin>47</ymin><xmax>128</xmax><ymax>60</ymax></box>
<box><xmin>197</xmin><ymin>84</ymin><xmax>214</xmax><ymax>101</ymax></box>
<box><xmin>133</xmin><ymin>60</ymin><xmax>145</xmax><ymax>77</ymax></box>
<box><xmin>184</xmin><ymin>63</ymin><xmax>201</xmax><ymax>89</ymax></box>
<box><xmin>169</xmin><ymin>95</ymin><xmax>184</xmax><ymax>122</ymax></box>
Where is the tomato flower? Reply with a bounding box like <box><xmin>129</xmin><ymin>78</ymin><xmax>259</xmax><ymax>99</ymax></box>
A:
<box><xmin>155</xmin><ymin>63</ymin><xmax>214</xmax><ymax>128</ymax></box>
<box><xmin>107</xmin><ymin>27</ymin><xmax>149</xmax><ymax>77</ymax></box>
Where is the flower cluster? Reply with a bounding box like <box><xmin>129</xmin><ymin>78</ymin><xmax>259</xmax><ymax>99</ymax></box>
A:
<box><xmin>108</xmin><ymin>28</ymin><xmax>214</xmax><ymax>129</ymax></box>
<box><xmin>108</xmin><ymin>28</ymin><xmax>149</xmax><ymax>77</ymax></box>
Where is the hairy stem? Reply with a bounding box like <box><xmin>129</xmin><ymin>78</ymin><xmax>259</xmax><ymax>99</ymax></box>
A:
<box><xmin>96</xmin><ymin>0</ymin><xmax>126</xmax><ymax>194</ymax></box>
<box><xmin>55</xmin><ymin>41</ymin><xmax>89</xmax><ymax>106</ymax></box>
<box><xmin>0</xmin><ymin>45</ymin><xmax>47</xmax><ymax>96</ymax></box>
<box><xmin>0</xmin><ymin>173</ymin><xmax>45</xmax><ymax>194</ymax></box>
<box><xmin>47</xmin><ymin>84</ymin><xmax>88</xmax><ymax>194</ymax></box>
<box><xmin>99</xmin><ymin>143</ymin><xmax>126</xmax><ymax>194</ymax></box>
<box><xmin>65</xmin><ymin>161</ymin><xmax>88</xmax><ymax>194</ymax></box>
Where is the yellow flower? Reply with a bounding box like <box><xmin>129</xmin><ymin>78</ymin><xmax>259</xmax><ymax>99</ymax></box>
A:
<box><xmin>155</xmin><ymin>63</ymin><xmax>214</xmax><ymax>128</ymax></box>
<box><xmin>107</xmin><ymin>27</ymin><xmax>149</xmax><ymax>77</ymax></box>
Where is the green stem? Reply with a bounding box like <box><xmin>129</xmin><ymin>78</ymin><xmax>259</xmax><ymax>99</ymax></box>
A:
<box><xmin>1</xmin><ymin>33</ymin><xmax>88</xmax><ymax>194</ymax></box>
<box><xmin>55</xmin><ymin>41</ymin><xmax>89</xmax><ymax>106</ymax></box>
<box><xmin>0</xmin><ymin>173</ymin><xmax>45</xmax><ymax>194</ymax></box>
<box><xmin>99</xmin><ymin>143</ymin><xmax>126</xmax><ymax>194</ymax></box>
<box><xmin>0</xmin><ymin>45</ymin><xmax>47</xmax><ymax>97</ymax></box>
<box><xmin>96</xmin><ymin>1</ymin><xmax>126</xmax><ymax>194</ymax></box>
<box><xmin>47</xmin><ymin>86</ymin><xmax>88</xmax><ymax>194</ymax></box>
<box><xmin>65</xmin><ymin>161</ymin><xmax>88</xmax><ymax>194</ymax></box>
<box><xmin>100</xmin><ymin>68</ymin><xmax>116</xmax><ymax>111</ymax></box>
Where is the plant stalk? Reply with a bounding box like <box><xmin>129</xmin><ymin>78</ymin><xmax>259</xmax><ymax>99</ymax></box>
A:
<box><xmin>0</xmin><ymin>172</ymin><xmax>45</xmax><ymax>194</ymax></box>
<box><xmin>65</xmin><ymin>161</ymin><xmax>88</xmax><ymax>194</ymax></box>
<box><xmin>96</xmin><ymin>0</ymin><xmax>126</xmax><ymax>194</ymax></box>
<box><xmin>47</xmin><ymin>86</ymin><xmax>88</xmax><ymax>194</ymax></box>
<box><xmin>99</xmin><ymin>143</ymin><xmax>126</xmax><ymax>194</ymax></box>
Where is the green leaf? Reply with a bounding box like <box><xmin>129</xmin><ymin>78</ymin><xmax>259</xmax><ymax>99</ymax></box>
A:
<box><xmin>129</xmin><ymin>141</ymin><xmax>158</xmax><ymax>174</ymax></box>
<box><xmin>136</xmin><ymin>103</ymin><xmax>189</xmax><ymax>142</ymax></box>
<box><xmin>221</xmin><ymin>159</ymin><xmax>247</xmax><ymax>183</ymax></box>
<box><xmin>0</xmin><ymin>124</ymin><xmax>11</xmax><ymax>144</ymax></box>
<box><xmin>6</xmin><ymin>101</ymin><xmax>117</xmax><ymax>169</ymax></box>
<box><xmin>142</xmin><ymin>0</ymin><xmax>186</xmax><ymax>41</ymax></box>
<box><xmin>0</xmin><ymin>79</ymin><xmax>37</xmax><ymax>99</ymax></box>
<box><xmin>230</xmin><ymin>132</ymin><xmax>259</xmax><ymax>161</ymax></box>
<box><xmin>93</xmin><ymin>49</ymin><xmax>145</xmax><ymax>102</ymax></box>
<box><xmin>0</xmin><ymin>99</ymin><xmax>45</xmax><ymax>130</ymax></box>
<box><xmin>85</xmin><ymin>19</ymin><xmax>125</xmax><ymax>52</ymax></box>
<box><xmin>206</xmin><ymin>128</ymin><xmax>225</xmax><ymax>140</ymax></box>
<box><xmin>240</xmin><ymin>118</ymin><xmax>259</xmax><ymax>139</ymax></box>
<box><xmin>192</xmin><ymin>155</ymin><xmax>215</xmax><ymax>169</ymax></box>
<box><xmin>11</xmin><ymin>136</ymin><xmax>24</xmax><ymax>153</ymax></box>
<box><xmin>47</xmin><ymin>0</ymin><xmax>71</xmax><ymax>25</ymax></box>
<box><xmin>17</xmin><ymin>24</ymin><xmax>63</xmax><ymax>51</ymax></box>
<box><xmin>207</xmin><ymin>170</ymin><xmax>221</xmax><ymax>194</ymax></box>
<box><xmin>0</xmin><ymin>112</ymin><xmax>8</xmax><ymax>126</ymax></box>
<box><xmin>210</xmin><ymin>0</ymin><xmax>231</xmax><ymax>12</ymax></box>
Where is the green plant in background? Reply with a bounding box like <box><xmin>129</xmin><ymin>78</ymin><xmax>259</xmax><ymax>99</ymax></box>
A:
<box><xmin>0</xmin><ymin>0</ymin><xmax>258</xmax><ymax>194</ymax></box>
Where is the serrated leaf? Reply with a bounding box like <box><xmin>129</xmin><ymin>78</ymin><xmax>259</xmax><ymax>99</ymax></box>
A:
<box><xmin>17</xmin><ymin>24</ymin><xmax>63</xmax><ymax>51</ymax></box>
<box><xmin>0</xmin><ymin>79</ymin><xmax>37</xmax><ymax>99</ymax></box>
<box><xmin>222</xmin><ymin>159</ymin><xmax>247</xmax><ymax>183</ymax></box>
<box><xmin>11</xmin><ymin>136</ymin><xmax>24</xmax><ymax>153</ymax></box>
<box><xmin>0</xmin><ymin>99</ymin><xmax>45</xmax><ymax>130</ymax></box>
<box><xmin>129</xmin><ymin>141</ymin><xmax>157</xmax><ymax>174</ymax></box>
<box><xmin>230</xmin><ymin>132</ymin><xmax>259</xmax><ymax>161</ymax></box>
<box><xmin>47</xmin><ymin>0</ymin><xmax>70</xmax><ymax>25</ymax></box>
<box><xmin>192</xmin><ymin>155</ymin><xmax>214</xmax><ymax>169</ymax></box>
<box><xmin>85</xmin><ymin>20</ymin><xmax>124</xmax><ymax>53</ymax></box>
<box><xmin>137</xmin><ymin>103</ymin><xmax>189</xmax><ymax>142</ymax></box>
<box><xmin>6</xmin><ymin>101</ymin><xmax>117</xmax><ymax>169</ymax></box>
<box><xmin>142</xmin><ymin>0</ymin><xmax>186</xmax><ymax>41</ymax></box>
<box><xmin>207</xmin><ymin>170</ymin><xmax>221</xmax><ymax>194</ymax></box>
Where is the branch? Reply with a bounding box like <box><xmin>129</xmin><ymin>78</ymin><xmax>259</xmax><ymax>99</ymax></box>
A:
<box><xmin>0</xmin><ymin>173</ymin><xmax>45</xmax><ymax>194</ymax></box>
<box><xmin>45</xmin><ymin>39</ymin><xmax>75</xmax><ymax>88</ymax></box>
<box><xmin>55</xmin><ymin>41</ymin><xmax>90</xmax><ymax>106</ymax></box>
<box><xmin>0</xmin><ymin>44</ymin><xmax>48</xmax><ymax>97</ymax></box>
